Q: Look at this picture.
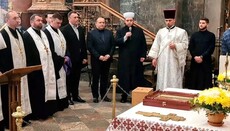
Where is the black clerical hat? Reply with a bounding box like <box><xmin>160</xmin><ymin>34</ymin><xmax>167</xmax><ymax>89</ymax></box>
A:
<box><xmin>163</xmin><ymin>9</ymin><xmax>176</xmax><ymax>19</ymax></box>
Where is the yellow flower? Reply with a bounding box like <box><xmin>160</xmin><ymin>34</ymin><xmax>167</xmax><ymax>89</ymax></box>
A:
<box><xmin>218</xmin><ymin>73</ymin><xmax>225</xmax><ymax>81</ymax></box>
<box><xmin>192</xmin><ymin>87</ymin><xmax>230</xmax><ymax>115</ymax></box>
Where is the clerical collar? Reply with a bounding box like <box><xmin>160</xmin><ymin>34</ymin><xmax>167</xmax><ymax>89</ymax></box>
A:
<box><xmin>8</xmin><ymin>26</ymin><xmax>18</xmax><ymax>39</ymax></box>
<box><xmin>51</xmin><ymin>26</ymin><xmax>58</xmax><ymax>33</ymax></box>
<box><xmin>32</xmin><ymin>27</ymin><xmax>41</xmax><ymax>37</ymax></box>
<box><xmin>167</xmin><ymin>25</ymin><xmax>175</xmax><ymax>30</ymax></box>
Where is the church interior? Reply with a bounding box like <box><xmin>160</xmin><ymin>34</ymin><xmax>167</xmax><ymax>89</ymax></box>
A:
<box><xmin>1</xmin><ymin>0</ymin><xmax>230</xmax><ymax>130</ymax></box>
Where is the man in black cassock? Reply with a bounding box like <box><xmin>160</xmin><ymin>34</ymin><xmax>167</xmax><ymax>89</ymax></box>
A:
<box><xmin>115</xmin><ymin>12</ymin><xmax>147</xmax><ymax>103</ymax></box>
<box><xmin>188</xmin><ymin>17</ymin><xmax>215</xmax><ymax>90</ymax></box>
<box><xmin>23</xmin><ymin>14</ymin><xmax>57</xmax><ymax>119</ymax></box>
<box><xmin>44</xmin><ymin>13</ymin><xmax>69</xmax><ymax>111</ymax></box>
<box><xmin>0</xmin><ymin>11</ymin><xmax>31</xmax><ymax>129</ymax></box>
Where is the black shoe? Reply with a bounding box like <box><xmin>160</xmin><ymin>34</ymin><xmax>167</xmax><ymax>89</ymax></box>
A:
<box><xmin>22</xmin><ymin>120</ymin><xmax>31</xmax><ymax>127</ymax></box>
<box><xmin>93</xmin><ymin>98</ymin><xmax>99</xmax><ymax>103</ymax></box>
<box><xmin>120</xmin><ymin>98</ymin><xmax>127</xmax><ymax>103</ymax></box>
<box><xmin>104</xmin><ymin>97</ymin><xmax>111</xmax><ymax>102</ymax></box>
<box><xmin>68</xmin><ymin>100</ymin><xmax>74</xmax><ymax>105</ymax></box>
<box><xmin>73</xmin><ymin>96</ymin><xmax>86</xmax><ymax>103</ymax></box>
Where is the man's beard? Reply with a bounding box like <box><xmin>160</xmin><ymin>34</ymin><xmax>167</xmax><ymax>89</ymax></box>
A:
<box><xmin>199</xmin><ymin>26</ymin><xmax>207</xmax><ymax>31</ymax></box>
<box><xmin>38</xmin><ymin>25</ymin><xmax>43</xmax><ymax>30</ymax></box>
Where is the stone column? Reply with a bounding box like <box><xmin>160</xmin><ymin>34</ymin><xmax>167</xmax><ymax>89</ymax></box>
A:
<box><xmin>204</xmin><ymin>0</ymin><xmax>225</xmax><ymax>69</ymax></box>
<box><xmin>204</xmin><ymin>0</ymin><xmax>225</xmax><ymax>36</ymax></box>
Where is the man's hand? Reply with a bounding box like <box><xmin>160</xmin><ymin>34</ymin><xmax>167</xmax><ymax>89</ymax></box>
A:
<box><xmin>82</xmin><ymin>59</ymin><xmax>88</xmax><ymax>64</ymax></box>
<box><xmin>169</xmin><ymin>42</ymin><xmax>176</xmax><ymax>49</ymax></box>
<box><xmin>99</xmin><ymin>55</ymin><xmax>104</xmax><ymax>61</ymax></box>
<box><xmin>140</xmin><ymin>57</ymin><xmax>145</xmax><ymax>62</ymax></box>
<box><xmin>152</xmin><ymin>58</ymin><xmax>158</xmax><ymax>67</ymax></box>
<box><xmin>104</xmin><ymin>54</ymin><xmax>110</xmax><ymax>61</ymax></box>
<box><xmin>194</xmin><ymin>56</ymin><xmax>203</xmax><ymax>63</ymax></box>
<box><xmin>125</xmin><ymin>32</ymin><xmax>132</xmax><ymax>38</ymax></box>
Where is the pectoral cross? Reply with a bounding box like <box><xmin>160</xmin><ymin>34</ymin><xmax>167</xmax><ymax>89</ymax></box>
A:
<box><xmin>41</xmin><ymin>39</ymin><xmax>49</xmax><ymax>55</ymax></box>
<box><xmin>44</xmin><ymin>46</ymin><xmax>49</xmax><ymax>54</ymax></box>
<box><xmin>19</xmin><ymin>48</ymin><xmax>23</xmax><ymax>55</ymax></box>
<box><xmin>15</xmin><ymin>39</ymin><xmax>23</xmax><ymax>57</ymax></box>
<box><xmin>61</xmin><ymin>42</ymin><xmax>64</xmax><ymax>50</ymax></box>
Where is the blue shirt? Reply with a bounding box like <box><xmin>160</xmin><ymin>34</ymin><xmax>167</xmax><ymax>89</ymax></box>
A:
<box><xmin>222</xmin><ymin>29</ymin><xmax>230</xmax><ymax>55</ymax></box>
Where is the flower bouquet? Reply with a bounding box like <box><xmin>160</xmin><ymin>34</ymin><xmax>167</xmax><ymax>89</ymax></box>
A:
<box><xmin>218</xmin><ymin>71</ymin><xmax>230</xmax><ymax>90</ymax></box>
<box><xmin>192</xmin><ymin>87</ymin><xmax>230</xmax><ymax>126</ymax></box>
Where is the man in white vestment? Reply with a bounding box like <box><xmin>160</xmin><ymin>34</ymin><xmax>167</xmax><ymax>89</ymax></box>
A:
<box><xmin>0</xmin><ymin>11</ymin><xmax>31</xmax><ymax>129</ymax></box>
<box><xmin>23</xmin><ymin>14</ymin><xmax>56</xmax><ymax>119</ymax></box>
<box><xmin>148</xmin><ymin>9</ymin><xmax>189</xmax><ymax>90</ymax></box>
<box><xmin>0</xmin><ymin>33</ymin><xmax>6</xmax><ymax>130</ymax></box>
<box><xmin>44</xmin><ymin>13</ymin><xmax>69</xmax><ymax>112</ymax></box>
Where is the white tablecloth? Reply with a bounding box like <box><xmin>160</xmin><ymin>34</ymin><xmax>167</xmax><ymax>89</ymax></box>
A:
<box><xmin>107</xmin><ymin>88</ymin><xmax>230</xmax><ymax>131</ymax></box>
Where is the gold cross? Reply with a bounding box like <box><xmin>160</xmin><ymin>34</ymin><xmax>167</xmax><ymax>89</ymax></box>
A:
<box><xmin>15</xmin><ymin>39</ymin><xmax>23</xmax><ymax>56</ymax></box>
<box><xmin>44</xmin><ymin>46</ymin><xmax>49</xmax><ymax>54</ymax></box>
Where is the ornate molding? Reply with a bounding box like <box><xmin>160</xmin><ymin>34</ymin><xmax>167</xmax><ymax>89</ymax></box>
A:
<box><xmin>28</xmin><ymin>0</ymin><xmax>69</xmax><ymax>12</ymax></box>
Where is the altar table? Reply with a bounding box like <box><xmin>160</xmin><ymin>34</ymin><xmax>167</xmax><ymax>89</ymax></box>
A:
<box><xmin>107</xmin><ymin>88</ymin><xmax>230</xmax><ymax>131</ymax></box>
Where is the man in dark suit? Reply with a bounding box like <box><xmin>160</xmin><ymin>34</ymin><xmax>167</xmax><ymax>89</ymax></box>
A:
<box><xmin>87</xmin><ymin>17</ymin><xmax>115</xmax><ymax>103</ymax></box>
<box><xmin>61</xmin><ymin>11</ymin><xmax>88</xmax><ymax>104</ymax></box>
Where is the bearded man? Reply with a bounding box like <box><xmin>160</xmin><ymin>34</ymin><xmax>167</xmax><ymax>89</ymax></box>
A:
<box><xmin>23</xmin><ymin>14</ymin><xmax>56</xmax><ymax>119</ymax></box>
<box><xmin>188</xmin><ymin>17</ymin><xmax>215</xmax><ymax>90</ymax></box>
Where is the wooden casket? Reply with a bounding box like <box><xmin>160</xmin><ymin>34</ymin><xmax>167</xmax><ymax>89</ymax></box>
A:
<box><xmin>143</xmin><ymin>90</ymin><xmax>198</xmax><ymax>110</ymax></box>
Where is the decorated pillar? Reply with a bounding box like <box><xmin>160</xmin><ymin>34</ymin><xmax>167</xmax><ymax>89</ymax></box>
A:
<box><xmin>28</xmin><ymin>0</ymin><xmax>69</xmax><ymax>12</ymax></box>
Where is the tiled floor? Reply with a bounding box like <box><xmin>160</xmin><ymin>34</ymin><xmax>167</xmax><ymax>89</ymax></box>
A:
<box><xmin>22</xmin><ymin>80</ymin><xmax>132</xmax><ymax>131</ymax></box>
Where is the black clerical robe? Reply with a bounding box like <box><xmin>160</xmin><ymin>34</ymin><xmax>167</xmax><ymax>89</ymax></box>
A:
<box><xmin>23</xmin><ymin>28</ymin><xmax>56</xmax><ymax>119</ymax></box>
<box><xmin>115</xmin><ymin>26</ymin><xmax>147</xmax><ymax>94</ymax></box>
<box><xmin>0</xmin><ymin>26</ymin><xmax>33</xmax><ymax>129</ymax></box>
<box><xmin>188</xmin><ymin>30</ymin><xmax>215</xmax><ymax>90</ymax></box>
<box><xmin>44</xmin><ymin>26</ymin><xmax>68</xmax><ymax>111</ymax></box>
<box><xmin>0</xmin><ymin>28</ymin><xmax>17</xmax><ymax>129</ymax></box>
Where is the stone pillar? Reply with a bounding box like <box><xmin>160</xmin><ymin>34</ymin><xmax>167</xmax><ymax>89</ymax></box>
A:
<box><xmin>181</xmin><ymin>0</ymin><xmax>205</xmax><ymax>36</ymax></box>
<box><xmin>204</xmin><ymin>0</ymin><xmax>225</xmax><ymax>36</ymax></box>
<box><xmin>204</xmin><ymin>0</ymin><xmax>225</xmax><ymax>69</ymax></box>
<box><xmin>120</xmin><ymin>0</ymin><xmax>182</xmax><ymax>34</ymax></box>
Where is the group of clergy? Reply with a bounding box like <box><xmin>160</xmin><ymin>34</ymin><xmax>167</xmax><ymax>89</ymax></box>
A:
<box><xmin>0</xmin><ymin>10</ymin><xmax>150</xmax><ymax>130</ymax></box>
<box><xmin>0</xmin><ymin>11</ymin><xmax>70</xmax><ymax>130</ymax></box>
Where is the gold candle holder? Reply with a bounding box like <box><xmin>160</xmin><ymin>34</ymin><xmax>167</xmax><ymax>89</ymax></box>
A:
<box><xmin>12</xmin><ymin>106</ymin><xmax>25</xmax><ymax>131</ymax></box>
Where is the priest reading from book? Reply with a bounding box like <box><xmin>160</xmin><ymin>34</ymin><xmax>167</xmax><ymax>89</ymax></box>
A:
<box><xmin>148</xmin><ymin>9</ymin><xmax>189</xmax><ymax>91</ymax></box>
